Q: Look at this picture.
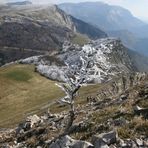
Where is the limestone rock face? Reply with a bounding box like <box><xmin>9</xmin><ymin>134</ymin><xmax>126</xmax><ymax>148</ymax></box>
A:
<box><xmin>29</xmin><ymin>38</ymin><xmax>136</xmax><ymax>83</ymax></box>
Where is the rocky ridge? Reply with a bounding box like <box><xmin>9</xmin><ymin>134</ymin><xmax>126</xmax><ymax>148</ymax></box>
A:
<box><xmin>20</xmin><ymin>38</ymin><xmax>136</xmax><ymax>83</ymax></box>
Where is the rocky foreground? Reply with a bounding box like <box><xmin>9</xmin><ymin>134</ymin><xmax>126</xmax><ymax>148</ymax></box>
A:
<box><xmin>0</xmin><ymin>72</ymin><xmax>148</xmax><ymax>148</ymax></box>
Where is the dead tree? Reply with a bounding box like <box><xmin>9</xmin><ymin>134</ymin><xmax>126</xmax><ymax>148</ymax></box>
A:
<box><xmin>56</xmin><ymin>55</ymin><xmax>92</xmax><ymax>134</ymax></box>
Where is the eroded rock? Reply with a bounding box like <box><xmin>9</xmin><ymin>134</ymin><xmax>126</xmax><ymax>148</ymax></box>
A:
<box><xmin>26</xmin><ymin>115</ymin><xmax>42</xmax><ymax>128</ymax></box>
<box><xmin>92</xmin><ymin>131</ymin><xmax>118</xmax><ymax>148</ymax></box>
<box><xmin>49</xmin><ymin>135</ymin><xmax>93</xmax><ymax>148</ymax></box>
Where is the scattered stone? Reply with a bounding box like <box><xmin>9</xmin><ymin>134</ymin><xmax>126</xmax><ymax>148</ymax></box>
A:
<box><xmin>49</xmin><ymin>135</ymin><xmax>93</xmax><ymax>148</ymax></box>
<box><xmin>45</xmin><ymin>139</ymin><xmax>52</xmax><ymax>144</ymax></box>
<box><xmin>120</xmin><ymin>94</ymin><xmax>128</xmax><ymax>100</ymax></box>
<box><xmin>119</xmin><ymin>139</ymin><xmax>139</xmax><ymax>148</ymax></box>
<box><xmin>119</xmin><ymin>139</ymin><xmax>127</xmax><ymax>147</ymax></box>
<box><xmin>100</xmin><ymin>131</ymin><xmax>118</xmax><ymax>145</ymax></box>
<box><xmin>17</xmin><ymin>127</ymin><xmax>46</xmax><ymax>143</ymax></box>
<box><xmin>27</xmin><ymin>115</ymin><xmax>41</xmax><ymax>128</ymax></box>
<box><xmin>16</xmin><ymin>121</ymin><xmax>31</xmax><ymax>134</ymax></box>
<box><xmin>109</xmin><ymin>145</ymin><xmax>116</xmax><ymax>148</ymax></box>
<box><xmin>124</xmin><ymin>139</ymin><xmax>133</xmax><ymax>147</ymax></box>
<box><xmin>131</xmin><ymin>141</ymin><xmax>138</xmax><ymax>148</ymax></box>
<box><xmin>92</xmin><ymin>135</ymin><xmax>109</xmax><ymax>148</ymax></box>
<box><xmin>133</xmin><ymin>105</ymin><xmax>148</xmax><ymax>118</ymax></box>
<box><xmin>92</xmin><ymin>131</ymin><xmax>118</xmax><ymax>148</ymax></box>
<box><xmin>134</xmin><ymin>105</ymin><xmax>144</xmax><ymax>111</ymax></box>
<box><xmin>73</xmin><ymin>141</ymin><xmax>94</xmax><ymax>148</ymax></box>
<box><xmin>135</xmin><ymin>138</ymin><xmax>144</xmax><ymax>147</ymax></box>
<box><xmin>37</xmin><ymin>146</ymin><xmax>42</xmax><ymax>148</ymax></box>
<box><xmin>143</xmin><ymin>139</ymin><xmax>148</xmax><ymax>147</ymax></box>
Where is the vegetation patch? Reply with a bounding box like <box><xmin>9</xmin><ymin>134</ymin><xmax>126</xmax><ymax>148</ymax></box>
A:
<box><xmin>91</xmin><ymin>106</ymin><xmax>118</xmax><ymax>124</ymax></box>
<box><xmin>4</xmin><ymin>70</ymin><xmax>32</xmax><ymax>82</ymax></box>
<box><xmin>129</xmin><ymin>116</ymin><xmax>148</xmax><ymax>137</ymax></box>
<box><xmin>117</xmin><ymin>126</ymin><xmax>134</xmax><ymax>139</ymax></box>
<box><xmin>71</xmin><ymin>33</ymin><xmax>89</xmax><ymax>46</ymax></box>
<box><xmin>137</xmin><ymin>99</ymin><xmax>148</xmax><ymax>108</ymax></box>
<box><xmin>0</xmin><ymin>64</ymin><xmax>65</xmax><ymax>128</ymax></box>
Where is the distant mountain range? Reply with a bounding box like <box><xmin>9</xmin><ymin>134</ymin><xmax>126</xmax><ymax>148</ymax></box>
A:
<box><xmin>6</xmin><ymin>1</ymin><xmax>32</xmax><ymax>6</ymax></box>
<box><xmin>59</xmin><ymin>2</ymin><xmax>145</xmax><ymax>31</ymax></box>
<box><xmin>59</xmin><ymin>2</ymin><xmax>148</xmax><ymax>56</ymax></box>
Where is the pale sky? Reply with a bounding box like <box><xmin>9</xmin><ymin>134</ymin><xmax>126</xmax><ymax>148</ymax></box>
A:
<box><xmin>0</xmin><ymin>0</ymin><xmax>148</xmax><ymax>22</ymax></box>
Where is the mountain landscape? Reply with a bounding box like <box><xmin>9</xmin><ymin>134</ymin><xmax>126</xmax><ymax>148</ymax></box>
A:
<box><xmin>59</xmin><ymin>2</ymin><xmax>145</xmax><ymax>31</ymax></box>
<box><xmin>59</xmin><ymin>2</ymin><xmax>148</xmax><ymax>56</ymax></box>
<box><xmin>0</xmin><ymin>1</ymin><xmax>148</xmax><ymax>148</ymax></box>
<box><xmin>0</xmin><ymin>3</ymin><xmax>107</xmax><ymax>66</ymax></box>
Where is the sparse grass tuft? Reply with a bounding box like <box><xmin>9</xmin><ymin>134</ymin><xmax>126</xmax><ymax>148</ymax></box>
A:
<box><xmin>71</xmin><ymin>33</ymin><xmax>89</xmax><ymax>46</ymax></box>
<box><xmin>26</xmin><ymin>136</ymin><xmax>37</xmax><ymax>147</ymax></box>
<box><xmin>91</xmin><ymin>106</ymin><xmax>118</xmax><ymax>124</ymax></box>
<box><xmin>137</xmin><ymin>99</ymin><xmax>148</xmax><ymax>108</ymax></box>
<box><xmin>129</xmin><ymin>116</ymin><xmax>148</xmax><ymax>137</ymax></box>
<box><xmin>117</xmin><ymin>126</ymin><xmax>134</xmax><ymax>139</ymax></box>
<box><xmin>136</xmin><ymin>122</ymin><xmax>148</xmax><ymax>137</ymax></box>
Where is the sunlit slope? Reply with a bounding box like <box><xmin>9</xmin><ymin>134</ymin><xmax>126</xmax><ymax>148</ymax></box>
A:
<box><xmin>0</xmin><ymin>64</ymin><xmax>65</xmax><ymax>127</ymax></box>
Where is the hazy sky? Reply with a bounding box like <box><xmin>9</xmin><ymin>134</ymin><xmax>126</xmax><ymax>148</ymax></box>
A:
<box><xmin>1</xmin><ymin>0</ymin><xmax>148</xmax><ymax>22</ymax></box>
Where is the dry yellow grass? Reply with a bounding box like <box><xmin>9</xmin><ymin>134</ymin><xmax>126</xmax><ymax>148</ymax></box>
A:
<box><xmin>0</xmin><ymin>64</ymin><xmax>65</xmax><ymax>128</ymax></box>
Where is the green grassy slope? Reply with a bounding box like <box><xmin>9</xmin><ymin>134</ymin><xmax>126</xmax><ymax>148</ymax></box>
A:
<box><xmin>0</xmin><ymin>64</ymin><xmax>65</xmax><ymax>128</ymax></box>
